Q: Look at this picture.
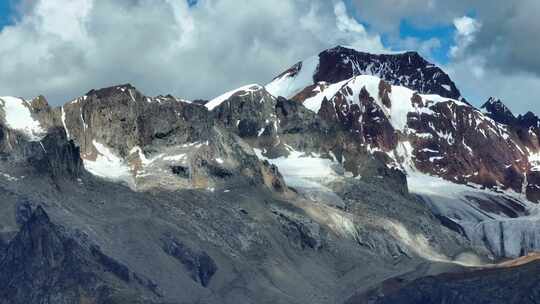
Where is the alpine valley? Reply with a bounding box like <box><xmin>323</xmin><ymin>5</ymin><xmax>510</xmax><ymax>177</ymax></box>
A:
<box><xmin>1</xmin><ymin>45</ymin><xmax>540</xmax><ymax>304</ymax></box>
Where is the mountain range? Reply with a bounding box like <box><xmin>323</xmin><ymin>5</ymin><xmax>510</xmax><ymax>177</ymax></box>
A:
<box><xmin>0</xmin><ymin>45</ymin><xmax>539</xmax><ymax>303</ymax></box>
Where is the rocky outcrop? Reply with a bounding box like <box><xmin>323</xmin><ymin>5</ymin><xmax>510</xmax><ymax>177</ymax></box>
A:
<box><xmin>25</xmin><ymin>127</ymin><xmax>83</xmax><ymax>179</ymax></box>
<box><xmin>481</xmin><ymin>97</ymin><xmax>517</xmax><ymax>125</ymax></box>
<box><xmin>0</xmin><ymin>206</ymin><xmax>160</xmax><ymax>304</ymax></box>
<box><xmin>271</xmin><ymin>207</ymin><xmax>324</xmax><ymax>250</ymax></box>
<box><xmin>209</xmin><ymin>85</ymin><xmax>278</xmax><ymax>139</ymax></box>
<box><xmin>161</xmin><ymin>233</ymin><xmax>217</xmax><ymax>288</ymax></box>
<box><xmin>60</xmin><ymin>84</ymin><xmax>211</xmax><ymax>158</ymax></box>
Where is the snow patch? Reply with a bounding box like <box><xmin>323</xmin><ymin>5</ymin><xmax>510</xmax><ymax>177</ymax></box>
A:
<box><xmin>129</xmin><ymin>146</ymin><xmax>164</xmax><ymax>166</ymax></box>
<box><xmin>61</xmin><ymin>106</ymin><xmax>70</xmax><ymax>139</ymax></box>
<box><xmin>206</xmin><ymin>84</ymin><xmax>262</xmax><ymax>110</ymax></box>
<box><xmin>83</xmin><ymin>140</ymin><xmax>134</xmax><ymax>186</ymax></box>
<box><xmin>254</xmin><ymin>148</ymin><xmax>340</xmax><ymax>190</ymax></box>
<box><xmin>529</xmin><ymin>150</ymin><xmax>540</xmax><ymax>171</ymax></box>
<box><xmin>163</xmin><ymin>154</ymin><xmax>187</xmax><ymax>162</ymax></box>
<box><xmin>303</xmin><ymin>79</ymin><xmax>349</xmax><ymax>112</ymax></box>
<box><xmin>0</xmin><ymin>96</ymin><xmax>45</xmax><ymax>141</ymax></box>
<box><xmin>0</xmin><ymin>172</ymin><xmax>19</xmax><ymax>182</ymax></box>
<box><xmin>265</xmin><ymin>55</ymin><xmax>319</xmax><ymax>98</ymax></box>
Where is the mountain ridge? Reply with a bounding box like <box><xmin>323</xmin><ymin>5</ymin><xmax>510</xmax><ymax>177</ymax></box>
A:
<box><xmin>0</xmin><ymin>45</ymin><xmax>539</xmax><ymax>303</ymax></box>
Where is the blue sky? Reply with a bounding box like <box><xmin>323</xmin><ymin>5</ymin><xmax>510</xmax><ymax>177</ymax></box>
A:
<box><xmin>0</xmin><ymin>1</ymin><xmax>15</xmax><ymax>29</ymax></box>
<box><xmin>396</xmin><ymin>21</ymin><xmax>454</xmax><ymax>64</ymax></box>
<box><xmin>346</xmin><ymin>0</ymin><xmax>456</xmax><ymax>64</ymax></box>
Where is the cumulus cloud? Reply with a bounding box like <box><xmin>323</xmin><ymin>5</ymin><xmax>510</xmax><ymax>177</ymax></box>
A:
<box><xmin>446</xmin><ymin>56</ymin><xmax>540</xmax><ymax>114</ymax></box>
<box><xmin>450</xmin><ymin>16</ymin><xmax>481</xmax><ymax>58</ymax></box>
<box><xmin>352</xmin><ymin>0</ymin><xmax>540</xmax><ymax>74</ymax></box>
<box><xmin>333</xmin><ymin>1</ymin><xmax>384</xmax><ymax>51</ymax></box>
<box><xmin>351</xmin><ymin>0</ymin><xmax>540</xmax><ymax>113</ymax></box>
<box><xmin>351</xmin><ymin>0</ymin><xmax>470</xmax><ymax>33</ymax></box>
<box><xmin>0</xmin><ymin>0</ymin><xmax>385</xmax><ymax>105</ymax></box>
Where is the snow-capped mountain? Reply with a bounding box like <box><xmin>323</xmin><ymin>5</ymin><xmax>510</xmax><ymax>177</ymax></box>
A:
<box><xmin>264</xmin><ymin>46</ymin><xmax>540</xmax><ymax>258</ymax></box>
<box><xmin>0</xmin><ymin>46</ymin><xmax>539</xmax><ymax>303</ymax></box>
<box><xmin>266</xmin><ymin>45</ymin><xmax>464</xmax><ymax>102</ymax></box>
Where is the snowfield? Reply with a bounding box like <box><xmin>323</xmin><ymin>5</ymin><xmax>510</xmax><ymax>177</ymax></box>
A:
<box><xmin>83</xmin><ymin>140</ymin><xmax>134</xmax><ymax>186</ymax></box>
<box><xmin>254</xmin><ymin>147</ymin><xmax>342</xmax><ymax>190</ymax></box>
<box><xmin>0</xmin><ymin>96</ymin><xmax>45</xmax><ymax>141</ymax></box>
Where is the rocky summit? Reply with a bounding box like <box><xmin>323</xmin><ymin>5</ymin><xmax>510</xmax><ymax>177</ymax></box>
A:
<box><xmin>0</xmin><ymin>45</ymin><xmax>539</xmax><ymax>303</ymax></box>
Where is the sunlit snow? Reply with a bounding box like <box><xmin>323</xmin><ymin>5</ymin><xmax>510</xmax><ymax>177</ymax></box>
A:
<box><xmin>205</xmin><ymin>84</ymin><xmax>262</xmax><ymax>110</ymax></box>
<box><xmin>265</xmin><ymin>55</ymin><xmax>319</xmax><ymax>99</ymax></box>
<box><xmin>83</xmin><ymin>140</ymin><xmax>134</xmax><ymax>186</ymax></box>
<box><xmin>0</xmin><ymin>96</ymin><xmax>45</xmax><ymax>141</ymax></box>
<box><xmin>253</xmin><ymin>148</ymin><xmax>341</xmax><ymax>190</ymax></box>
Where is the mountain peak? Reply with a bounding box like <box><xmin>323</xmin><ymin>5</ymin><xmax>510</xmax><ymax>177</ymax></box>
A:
<box><xmin>518</xmin><ymin>111</ymin><xmax>540</xmax><ymax>128</ymax></box>
<box><xmin>86</xmin><ymin>83</ymin><xmax>138</xmax><ymax>99</ymax></box>
<box><xmin>325</xmin><ymin>45</ymin><xmax>422</xmax><ymax>58</ymax></box>
<box><xmin>482</xmin><ymin>96</ymin><xmax>506</xmax><ymax>108</ymax></box>
<box><xmin>481</xmin><ymin>97</ymin><xmax>517</xmax><ymax>125</ymax></box>
<box><xmin>316</xmin><ymin>46</ymin><xmax>460</xmax><ymax>100</ymax></box>
<box><xmin>268</xmin><ymin>46</ymin><xmax>463</xmax><ymax>101</ymax></box>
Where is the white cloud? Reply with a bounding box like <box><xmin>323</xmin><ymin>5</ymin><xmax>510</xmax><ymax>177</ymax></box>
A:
<box><xmin>0</xmin><ymin>0</ymin><xmax>386</xmax><ymax>104</ymax></box>
<box><xmin>450</xmin><ymin>16</ymin><xmax>481</xmax><ymax>58</ymax></box>
<box><xmin>453</xmin><ymin>16</ymin><xmax>480</xmax><ymax>36</ymax></box>
<box><xmin>446</xmin><ymin>55</ymin><xmax>540</xmax><ymax>114</ymax></box>
<box><xmin>333</xmin><ymin>1</ymin><xmax>384</xmax><ymax>51</ymax></box>
<box><xmin>35</xmin><ymin>0</ymin><xmax>93</xmax><ymax>41</ymax></box>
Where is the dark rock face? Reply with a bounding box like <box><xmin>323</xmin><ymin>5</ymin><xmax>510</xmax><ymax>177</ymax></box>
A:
<box><xmin>90</xmin><ymin>245</ymin><xmax>132</xmax><ymax>283</ymax></box>
<box><xmin>0</xmin><ymin>206</ymin><xmax>160</xmax><ymax>304</ymax></box>
<box><xmin>14</xmin><ymin>200</ymin><xmax>33</xmax><ymax>227</ymax></box>
<box><xmin>358</xmin><ymin>261</ymin><xmax>540</xmax><ymax>304</ymax></box>
<box><xmin>319</xmin><ymin>85</ymin><xmax>398</xmax><ymax>151</ymax></box>
<box><xmin>161</xmin><ymin>234</ymin><xmax>217</xmax><ymax>287</ymax></box>
<box><xmin>481</xmin><ymin>97</ymin><xmax>517</xmax><ymax>125</ymax></box>
<box><xmin>271</xmin><ymin>208</ymin><xmax>323</xmax><ymax>250</ymax></box>
<box><xmin>171</xmin><ymin>165</ymin><xmax>190</xmax><ymax>178</ymax></box>
<box><xmin>25</xmin><ymin>127</ymin><xmax>83</xmax><ymax>179</ymax></box>
<box><xmin>408</xmin><ymin>100</ymin><xmax>527</xmax><ymax>192</ymax></box>
<box><xmin>275</xmin><ymin>96</ymin><xmax>330</xmax><ymax>134</ymax></box>
<box><xmin>527</xmin><ymin>170</ymin><xmax>540</xmax><ymax>202</ymax></box>
<box><xmin>314</xmin><ymin>46</ymin><xmax>463</xmax><ymax>101</ymax></box>
<box><xmin>210</xmin><ymin>85</ymin><xmax>278</xmax><ymax>139</ymax></box>
<box><xmin>48</xmin><ymin>83</ymin><xmax>285</xmax><ymax>191</ymax></box>
<box><xmin>518</xmin><ymin>111</ymin><xmax>540</xmax><ymax>128</ymax></box>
